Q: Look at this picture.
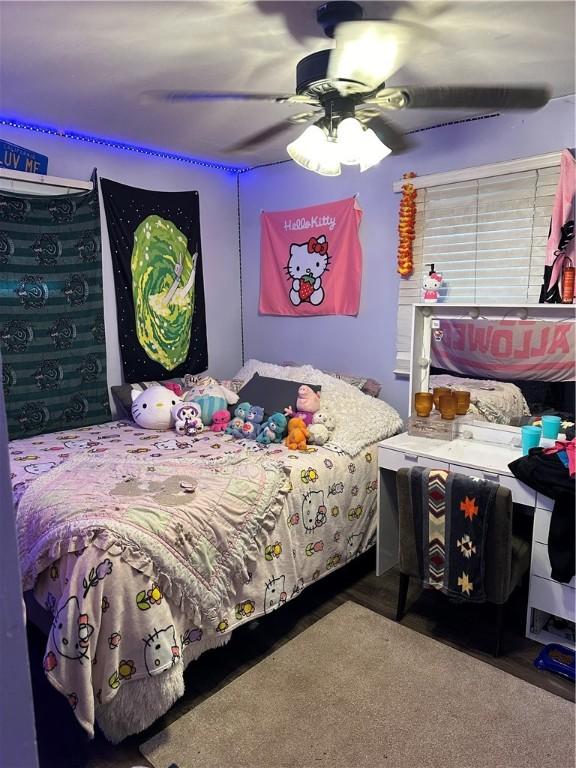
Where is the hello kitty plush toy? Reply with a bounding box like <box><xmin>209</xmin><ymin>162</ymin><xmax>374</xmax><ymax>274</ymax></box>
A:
<box><xmin>131</xmin><ymin>386</ymin><xmax>181</xmax><ymax>430</ymax></box>
<box><xmin>422</xmin><ymin>265</ymin><xmax>443</xmax><ymax>303</ymax></box>
<box><xmin>287</xmin><ymin>235</ymin><xmax>330</xmax><ymax>307</ymax></box>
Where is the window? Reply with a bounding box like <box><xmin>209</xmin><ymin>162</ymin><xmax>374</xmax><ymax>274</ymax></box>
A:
<box><xmin>394</xmin><ymin>154</ymin><xmax>561</xmax><ymax>374</ymax></box>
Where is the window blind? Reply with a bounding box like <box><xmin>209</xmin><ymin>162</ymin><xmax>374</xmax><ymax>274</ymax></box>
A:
<box><xmin>394</xmin><ymin>163</ymin><xmax>561</xmax><ymax>374</ymax></box>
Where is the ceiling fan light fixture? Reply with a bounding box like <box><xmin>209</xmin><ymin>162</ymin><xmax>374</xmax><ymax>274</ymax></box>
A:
<box><xmin>315</xmin><ymin>138</ymin><xmax>342</xmax><ymax>176</ymax></box>
<box><xmin>336</xmin><ymin>117</ymin><xmax>365</xmax><ymax>165</ymax></box>
<box><xmin>287</xmin><ymin>125</ymin><xmax>341</xmax><ymax>176</ymax></box>
<box><xmin>358</xmin><ymin>127</ymin><xmax>392</xmax><ymax>172</ymax></box>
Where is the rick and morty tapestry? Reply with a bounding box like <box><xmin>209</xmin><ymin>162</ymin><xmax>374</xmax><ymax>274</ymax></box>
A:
<box><xmin>0</xmin><ymin>181</ymin><xmax>109</xmax><ymax>439</ymax></box>
<box><xmin>100</xmin><ymin>179</ymin><xmax>207</xmax><ymax>381</ymax></box>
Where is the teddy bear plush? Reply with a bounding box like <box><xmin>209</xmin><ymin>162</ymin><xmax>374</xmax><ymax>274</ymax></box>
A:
<box><xmin>225</xmin><ymin>415</ymin><xmax>245</xmax><ymax>437</ymax></box>
<box><xmin>238</xmin><ymin>405</ymin><xmax>265</xmax><ymax>440</ymax></box>
<box><xmin>284</xmin><ymin>384</ymin><xmax>321</xmax><ymax>426</ymax></box>
<box><xmin>172</xmin><ymin>402</ymin><xmax>204</xmax><ymax>436</ymax></box>
<box><xmin>308</xmin><ymin>410</ymin><xmax>335</xmax><ymax>446</ymax></box>
<box><xmin>257</xmin><ymin>412</ymin><xmax>287</xmax><ymax>444</ymax></box>
<box><xmin>285</xmin><ymin>416</ymin><xmax>309</xmax><ymax>451</ymax></box>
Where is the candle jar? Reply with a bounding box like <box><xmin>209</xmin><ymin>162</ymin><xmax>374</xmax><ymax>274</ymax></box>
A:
<box><xmin>439</xmin><ymin>394</ymin><xmax>457</xmax><ymax>420</ymax></box>
<box><xmin>432</xmin><ymin>387</ymin><xmax>451</xmax><ymax>410</ymax></box>
<box><xmin>414</xmin><ymin>392</ymin><xmax>433</xmax><ymax>417</ymax></box>
<box><xmin>453</xmin><ymin>390</ymin><xmax>471</xmax><ymax>415</ymax></box>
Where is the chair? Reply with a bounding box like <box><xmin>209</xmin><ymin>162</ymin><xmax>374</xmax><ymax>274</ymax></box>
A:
<box><xmin>395</xmin><ymin>467</ymin><xmax>531</xmax><ymax>656</ymax></box>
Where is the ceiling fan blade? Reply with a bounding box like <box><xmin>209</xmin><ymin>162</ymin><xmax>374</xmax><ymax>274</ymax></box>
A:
<box><xmin>140</xmin><ymin>90</ymin><xmax>319</xmax><ymax>106</ymax></box>
<box><xmin>224</xmin><ymin>113</ymin><xmax>319</xmax><ymax>153</ymax></box>
<box><xmin>358</xmin><ymin>114</ymin><xmax>412</xmax><ymax>154</ymax></box>
<box><xmin>328</xmin><ymin>20</ymin><xmax>418</xmax><ymax>92</ymax></box>
<box><xmin>397</xmin><ymin>85</ymin><xmax>551</xmax><ymax>110</ymax></box>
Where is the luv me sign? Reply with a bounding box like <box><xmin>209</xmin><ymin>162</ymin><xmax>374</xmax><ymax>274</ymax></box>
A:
<box><xmin>431</xmin><ymin>318</ymin><xmax>575</xmax><ymax>382</ymax></box>
<box><xmin>0</xmin><ymin>139</ymin><xmax>48</xmax><ymax>174</ymax></box>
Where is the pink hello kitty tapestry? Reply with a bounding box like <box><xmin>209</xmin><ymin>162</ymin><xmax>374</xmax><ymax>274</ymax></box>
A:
<box><xmin>259</xmin><ymin>196</ymin><xmax>363</xmax><ymax>315</ymax></box>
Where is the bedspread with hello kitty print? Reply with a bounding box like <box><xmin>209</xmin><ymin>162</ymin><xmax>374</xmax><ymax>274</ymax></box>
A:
<box><xmin>10</xmin><ymin>421</ymin><xmax>378</xmax><ymax>740</ymax></box>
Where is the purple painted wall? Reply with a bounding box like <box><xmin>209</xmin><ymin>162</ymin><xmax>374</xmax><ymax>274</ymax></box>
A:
<box><xmin>238</xmin><ymin>95</ymin><xmax>575</xmax><ymax>418</ymax></box>
<box><xmin>0</xmin><ymin>352</ymin><xmax>39</xmax><ymax>768</ymax></box>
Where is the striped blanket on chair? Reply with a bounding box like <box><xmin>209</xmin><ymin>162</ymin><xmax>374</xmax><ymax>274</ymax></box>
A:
<box><xmin>407</xmin><ymin>467</ymin><xmax>498</xmax><ymax>602</ymax></box>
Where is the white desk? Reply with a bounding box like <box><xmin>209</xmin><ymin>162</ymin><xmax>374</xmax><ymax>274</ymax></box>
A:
<box><xmin>377</xmin><ymin>432</ymin><xmax>575</xmax><ymax>649</ymax></box>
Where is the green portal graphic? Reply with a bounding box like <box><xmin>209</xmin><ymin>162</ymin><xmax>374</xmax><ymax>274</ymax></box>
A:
<box><xmin>131</xmin><ymin>215</ymin><xmax>197</xmax><ymax>370</ymax></box>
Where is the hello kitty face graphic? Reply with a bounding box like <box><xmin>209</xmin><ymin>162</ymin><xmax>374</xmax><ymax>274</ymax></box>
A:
<box><xmin>286</xmin><ymin>235</ymin><xmax>330</xmax><ymax>307</ymax></box>
<box><xmin>51</xmin><ymin>596</ymin><xmax>93</xmax><ymax>663</ymax></box>
<box><xmin>143</xmin><ymin>625</ymin><xmax>180</xmax><ymax>675</ymax></box>
<box><xmin>264</xmin><ymin>575</ymin><xmax>287</xmax><ymax>614</ymax></box>
<box><xmin>347</xmin><ymin>533</ymin><xmax>363</xmax><ymax>560</ymax></box>
<box><xmin>301</xmin><ymin>490</ymin><xmax>327</xmax><ymax>533</ymax></box>
<box><xmin>24</xmin><ymin>461</ymin><xmax>57</xmax><ymax>475</ymax></box>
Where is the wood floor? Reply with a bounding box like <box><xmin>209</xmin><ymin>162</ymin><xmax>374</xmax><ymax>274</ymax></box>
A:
<box><xmin>27</xmin><ymin>551</ymin><xmax>574</xmax><ymax>768</ymax></box>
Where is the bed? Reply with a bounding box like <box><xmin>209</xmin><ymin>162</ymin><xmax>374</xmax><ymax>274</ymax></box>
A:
<box><xmin>11</xmin><ymin>361</ymin><xmax>402</xmax><ymax>743</ymax></box>
<box><xmin>429</xmin><ymin>374</ymin><xmax>531</xmax><ymax>424</ymax></box>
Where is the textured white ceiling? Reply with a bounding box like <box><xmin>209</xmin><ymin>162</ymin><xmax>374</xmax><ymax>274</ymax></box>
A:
<box><xmin>0</xmin><ymin>1</ymin><xmax>574</xmax><ymax>167</ymax></box>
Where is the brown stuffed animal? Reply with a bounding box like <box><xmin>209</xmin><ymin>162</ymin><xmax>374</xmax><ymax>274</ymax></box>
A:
<box><xmin>285</xmin><ymin>417</ymin><xmax>309</xmax><ymax>451</ymax></box>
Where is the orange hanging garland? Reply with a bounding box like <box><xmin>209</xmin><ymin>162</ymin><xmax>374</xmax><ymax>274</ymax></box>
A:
<box><xmin>397</xmin><ymin>171</ymin><xmax>417</xmax><ymax>277</ymax></box>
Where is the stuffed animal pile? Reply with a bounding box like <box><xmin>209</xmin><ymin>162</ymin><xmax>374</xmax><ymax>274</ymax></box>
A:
<box><xmin>225</xmin><ymin>401</ymin><xmax>288</xmax><ymax>443</ymax></box>
<box><xmin>129</xmin><ymin>379</ymin><xmax>333</xmax><ymax>453</ymax></box>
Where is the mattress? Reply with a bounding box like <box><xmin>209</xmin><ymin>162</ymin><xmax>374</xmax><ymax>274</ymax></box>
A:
<box><xmin>11</xmin><ymin>419</ymin><xmax>385</xmax><ymax>742</ymax></box>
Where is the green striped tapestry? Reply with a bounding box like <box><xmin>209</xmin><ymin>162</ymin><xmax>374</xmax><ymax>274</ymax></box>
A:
<box><xmin>0</xmin><ymin>181</ymin><xmax>109</xmax><ymax>439</ymax></box>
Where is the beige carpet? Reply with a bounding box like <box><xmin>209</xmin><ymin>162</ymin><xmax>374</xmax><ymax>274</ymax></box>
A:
<box><xmin>140</xmin><ymin>601</ymin><xmax>574</xmax><ymax>768</ymax></box>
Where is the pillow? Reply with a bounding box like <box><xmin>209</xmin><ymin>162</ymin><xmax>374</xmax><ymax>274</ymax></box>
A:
<box><xmin>233</xmin><ymin>373</ymin><xmax>321</xmax><ymax>419</ymax></box>
<box><xmin>110</xmin><ymin>378</ymin><xmax>185</xmax><ymax>419</ymax></box>
<box><xmin>283</xmin><ymin>361</ymin><xmax>382</xmax><ymax>398</ymax></box>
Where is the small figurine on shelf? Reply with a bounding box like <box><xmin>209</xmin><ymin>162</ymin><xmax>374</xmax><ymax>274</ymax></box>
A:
<box><xmin>422</xmin><ymin>264</ymin><xmax>443</xmax><ymax>303</ymax></box>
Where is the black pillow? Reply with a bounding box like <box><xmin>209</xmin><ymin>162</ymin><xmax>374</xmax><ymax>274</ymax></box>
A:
<box><xmin>233</xmin><ymin>374</ymin><xmax>321</xmax><ymax>419</ymax></box>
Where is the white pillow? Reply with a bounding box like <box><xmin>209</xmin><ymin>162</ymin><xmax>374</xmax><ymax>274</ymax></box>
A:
<box><xmin>234</xmin><ymin>359</ymin><xmax>317</xmax><ymax>384</ymax></box>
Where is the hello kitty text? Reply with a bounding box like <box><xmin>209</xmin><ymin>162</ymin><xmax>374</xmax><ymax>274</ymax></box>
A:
<box><xmin>283</xmin><ymin>215</ymin><xmax>336</xmax><ymax>232</ymax></box>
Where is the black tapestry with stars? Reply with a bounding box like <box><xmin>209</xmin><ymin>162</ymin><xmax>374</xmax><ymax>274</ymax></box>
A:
<box><xmin>0</xmin><ymin>177</ymin><xmax>110</xmax><ymax>439</ymax></box>
<box><xmin>100</xmin><ymin>178</ymin><xmax>207</xmax><ymax>382</ymax></box>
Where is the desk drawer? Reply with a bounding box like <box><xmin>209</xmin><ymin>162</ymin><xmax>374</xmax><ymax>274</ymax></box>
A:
<box><xmin>447</xmin><ymin>462</ymin><xmax>536</xmax><ymax>506</ymax></box>
<box><xmin>533</xmin><ymin>506</ymin><xmax>552</xmax><ymax>545</ymax></box>
<box><xmin>378</xmin><ymin>447</ymin><xmax>449</xmax><ymax>473</ymax></box>
<box><xmin>529</xmin><ymin>575</ymin><xmax>576</xmax><ymax>623</ymax></box>
<box><xmin>531</xmin><ymin>542</ymin><xmax>576</xmax><ymax>589</ymax></box>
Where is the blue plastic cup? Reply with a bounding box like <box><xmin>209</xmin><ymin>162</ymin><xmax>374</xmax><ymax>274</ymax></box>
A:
<box><xmin>541</xmin><ymin>415</ymin><xmax>561</xmax><ymax>440</ymax></box>
<box><xmin>521</xmin><ymin>425</ymin><xmax>542</xmax><ymax>455</ymax></box>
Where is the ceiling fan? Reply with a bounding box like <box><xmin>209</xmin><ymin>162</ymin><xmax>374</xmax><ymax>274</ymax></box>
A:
<box><xmin>142</xmin><ymin>1</ymin><xmax>550</xmax><ymax>161</ymax></box>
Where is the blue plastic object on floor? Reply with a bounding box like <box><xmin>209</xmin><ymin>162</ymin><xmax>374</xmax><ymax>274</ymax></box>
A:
<box><xmin>534</xmin><ymin>643</ymin><xmax>575</xmax><ymax>681</ymax></box>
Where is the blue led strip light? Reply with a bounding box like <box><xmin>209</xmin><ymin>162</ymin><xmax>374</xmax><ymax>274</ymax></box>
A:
<box><xmin>0</xmin><ymin>116</ymin><xmax>250</xmax><ymax>174</ymax></box>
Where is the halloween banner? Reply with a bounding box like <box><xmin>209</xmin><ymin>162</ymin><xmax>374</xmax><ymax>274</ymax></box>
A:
<box><xmin>431</xmin><ymin>318</ymin><xmax>575</xmax><ymax>382</ymax></box>
<box><xmin>101</xmin><ymin>179</ymin><xmax>207</xmax><ymax>381</ymax></box>
<box><xmin>0</xmin><ymin>177</ymin><xmax>109</xmax><ymax>439</ymax></box>
<box><xmin>259</xmin><ymin>196</ymin><xmax>363</xmax><ymax>316</ymax></box>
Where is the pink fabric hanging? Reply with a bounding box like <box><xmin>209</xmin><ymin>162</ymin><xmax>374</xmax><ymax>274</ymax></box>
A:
<box><xmin>545</xmin><ymin>149</ymin><xmax>575</xmax><ymax>295</ymax></box>
<box><xmin>259</xmin><ymin>196</ymin><xmax>363</xmax><ymax>316</ymax></box>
